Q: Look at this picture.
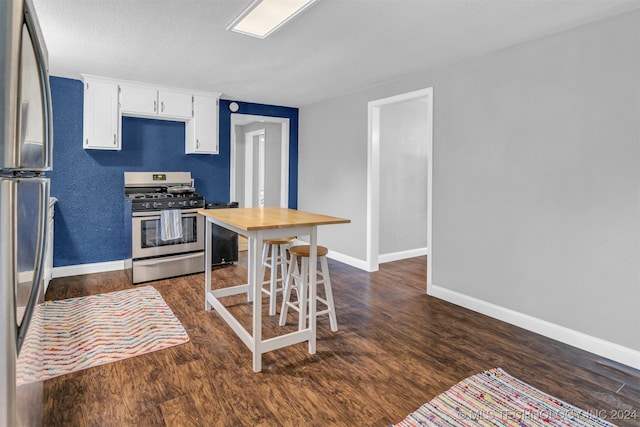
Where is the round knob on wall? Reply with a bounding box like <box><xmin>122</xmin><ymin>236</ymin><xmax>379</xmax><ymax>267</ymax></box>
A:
<box><xmin>229</xmin><ymin>102</ymin><xmax>239</xmax><ymax>112</ymax></box>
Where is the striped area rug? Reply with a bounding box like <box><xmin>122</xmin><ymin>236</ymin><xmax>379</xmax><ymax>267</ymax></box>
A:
<box><xmin>17</xmin><ymin>286</ymin><xmax>189</xmax><ymax>384</ymax></box>
<box><xmin>393</xmin><ymin>368</ymin><xmax>614</xmax><ymax>427</ymax></box>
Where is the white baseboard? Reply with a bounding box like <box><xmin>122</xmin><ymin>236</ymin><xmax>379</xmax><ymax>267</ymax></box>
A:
<box><xmin>428</xmin><ymin>284</ymin><xmax>640</xmax><ymax>370</ymax></box>
<box><xmin>290</xmin><ymin>238</ymin><xmax>370</xmax><ymax>271</ymax></box>
<box><xmin>326</xmin><ymin>250</ymin><xmax>370</xmax><ymax>271</ymax></box>
<box><xmin>52</xmin><ymin>260</ymin><xmax>126</xmax><ymax>278</ymax></box>
<box><xmin>379</xmin><ymin>247</ymin><xmax>428</xmax><ymax>264</ymax></box>
<box><xmin>51</xmin><ymin>248</ymin><xmax>371</xmax><ymax>281</ymax></box>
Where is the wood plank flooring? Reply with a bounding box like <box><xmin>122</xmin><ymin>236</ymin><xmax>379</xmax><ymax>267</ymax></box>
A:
<box><xmin>43</xmin><ymin>256</ymin><xmax>639</xmax><ymax>426</ymax></box>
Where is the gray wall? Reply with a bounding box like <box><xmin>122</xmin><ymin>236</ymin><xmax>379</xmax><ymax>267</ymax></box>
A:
<box><xmin>298</xmin><ymin>10</ymin><xmax>639</xmax><ymax>351</ymax></box>
<box><xmin>379</xmin><ymin>98</ymin><xmax>429</xmax><ymax>255</ymax></box>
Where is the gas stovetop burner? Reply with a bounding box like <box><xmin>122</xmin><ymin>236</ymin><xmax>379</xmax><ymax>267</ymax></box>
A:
<box><xmin>126</xmin><ymin>191</ymin><xmax>205</xmax><ymax>211</ymax></box>
<box><xmin>123</xmin><ymin>172</ymin><xmax>206</xmax><ymax>212</ymax></box>
<box><xmin>130</xmin><ymin>192</ymin><xmax>181</xmax><ymax>199</ymax></box>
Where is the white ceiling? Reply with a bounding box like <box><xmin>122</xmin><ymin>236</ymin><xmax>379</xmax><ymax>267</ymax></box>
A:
<box><xmin>32</xmin><ymin>0</ymin><xmax>639</xmax><ymax>107</ymax></box>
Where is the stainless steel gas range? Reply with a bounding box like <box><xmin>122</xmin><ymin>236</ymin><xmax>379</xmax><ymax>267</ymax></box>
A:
<box><xmin>124</xmin><ymin>172</ymin><xmax>205</xmax><ymax>284</ymax></box>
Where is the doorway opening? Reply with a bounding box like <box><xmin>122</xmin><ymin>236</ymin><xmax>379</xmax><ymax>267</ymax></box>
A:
<box><xmin>242</xmin><ymin>129</ymin><xmax>266</xmax><ymax>207</ymax></box>
<box><xmin>230</xmin><ymin>114</ymin><xmax>290</xmax><ymax>208</ymax></box>
<box><xmin>367</xmin><ymin>88</ymin><xmax>433</xmax><ymax>290</ymax></box>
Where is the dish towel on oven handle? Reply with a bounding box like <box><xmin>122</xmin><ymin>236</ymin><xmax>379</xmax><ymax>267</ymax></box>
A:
<box><xmin>160</xmin><ymin>209</ymin><xmax>183</xmax><ymax>241</ymax></box>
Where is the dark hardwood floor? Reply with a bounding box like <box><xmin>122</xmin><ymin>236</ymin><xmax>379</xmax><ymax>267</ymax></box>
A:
<box><xmin>43</xmin><ymin>255</ymin><xmax>639</xmax><ymax>426</ymax></box>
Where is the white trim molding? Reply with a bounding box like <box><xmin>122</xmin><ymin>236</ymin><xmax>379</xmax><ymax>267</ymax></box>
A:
<box><xmin>428</xmin><ymin>284</ymin><xmax>640</xmax><ymax>370</ymax></box>
<box><xmin>326</xmin><ymin>249</ymin><xmax>370</xmax><ymax>271</ymax></box>
<box><xmin>379</xmin><ymin>247</ymin><xmax>428</xmax><ymax>264</ymax></box>
<box><xmin>52</xmin><ymin>260</ymin><xmax>126</xmax><ymax>279</ymax></box>
<box><xmin>290</xmin><ymin>237</ymin><xmax>371</xmax><ymax>271</ymax></box>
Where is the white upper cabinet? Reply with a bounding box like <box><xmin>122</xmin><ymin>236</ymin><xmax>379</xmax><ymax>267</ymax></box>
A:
<box><xmin>81</xmin><ymin>74</ymin><xmax>220</xmax><ymax>154</ymax></box>
<box><xmin>83</xmin><ymin>76</ymin><xmax>121</xmax><ymax>150</ymax></box>
<box><xmin>120</xmin><ymin>85</ymin><xmax>193</xmax><ymax>120</ymax></box>
<box><xmin>158</xmin><ymin>90</ymin><xmax>193</xmax><ymax>119</ymax></box>
<box><xmin>119</xmin><ymin>84</ymin><xmax>157</xmax><ymax>116</ymax></box>
<box><xmin>186</xmin><ymin>95</ymin><xmax>219</xmax><ymax>154</ymax></box>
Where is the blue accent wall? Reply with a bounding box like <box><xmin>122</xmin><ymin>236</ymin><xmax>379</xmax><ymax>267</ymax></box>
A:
<box><xmin>49</xmin><ymin>76</ymin><xmax>298</xmax><ymax>267</ymax></box>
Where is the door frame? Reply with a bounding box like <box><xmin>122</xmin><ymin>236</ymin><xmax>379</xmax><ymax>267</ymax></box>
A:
<box><xmin>367</xmin><ymin>87</ymin><xmax>433</xmax><ymax>290</ymax></box>
<box><xmin>230</xmin><ymin>114</ymin><xmax>290</xmax><ymax>208</ymax></box>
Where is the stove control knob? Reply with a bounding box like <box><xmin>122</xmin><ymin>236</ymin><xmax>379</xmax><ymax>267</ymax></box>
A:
<box><xmin>179</xmin><ymin>201</ymin><xmax>187</xmax><ymax>207</ymax></box>
<box><xmin>189</xmin><ymin>200</ymin><xmax>198</xmax><ymax>206</ymax></box>
<box><xmin>142</xmin><ymin>202</ymin><xmax>150</xmax><ymax>209</ymax></box>
<box><xmin>152</xmin><ymin>202</ymin><xmax>159</xmax><ymax>209</ymax></box>
<box><xmin>167</xmin><ymin>201</ymin><xmax>175</xmax><ymax>208</ymax></box>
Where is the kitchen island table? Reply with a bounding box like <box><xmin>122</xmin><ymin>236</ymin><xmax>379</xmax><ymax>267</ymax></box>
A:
<box><xmin>198</xmin><ymin>207</ymin><xmax>350</xmax><ymax>372</ymax></box>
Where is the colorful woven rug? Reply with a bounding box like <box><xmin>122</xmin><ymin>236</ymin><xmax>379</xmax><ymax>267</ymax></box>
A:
<box><xmin>17</xmin><ymin>286</ymin><xmax>189</xmax><ymax>384</ymax></box>
<box><xmin>393</xmin><ymin>368</ymin><xmax>614</xmax><ymax>427</ymax></box>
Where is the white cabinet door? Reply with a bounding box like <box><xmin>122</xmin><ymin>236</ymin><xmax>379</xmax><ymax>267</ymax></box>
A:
<box><xmin>83</xmin><ymin>79</ymin><xmax>120</xmax><ymax>150</ymax></box>
<box><xmin>186</xmin><ymin>95</ymin><xmax>218</xmax><ymax>154</ymax></box>
<box><xmin>119</xmin><ymin>84</ymin><xmax>157</xmax><ymax>115</ymax></box>
<box><xmin>159</xmin><ymin>90</ymin><xmax>193</xmax><ymax>119</ymax></box>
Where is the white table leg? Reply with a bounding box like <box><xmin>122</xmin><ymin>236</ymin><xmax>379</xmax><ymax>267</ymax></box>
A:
<box><xmin>247</xmin><ymin>233</ymin><xmax>254</xmax><ymax>303</ymax></box>
<box><xmin>308</xmin><ymin>227</ymin><xmax>317</xmax><ymax>355</ymax></box>
<box><xmin>250</xmin><ymin>232</ymin><xmax>265</xmax><ymax>372</ymax></box>
<box><xmin>205</xmin><ymin>220</ymin><xmax>212</xmax><ymax>311</ymax></box>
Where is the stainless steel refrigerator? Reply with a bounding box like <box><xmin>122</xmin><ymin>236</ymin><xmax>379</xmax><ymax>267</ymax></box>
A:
<box><xmin>0</xmin><ymin>0</ymin><xmax>53</xmax><ymax>425</ymax></box>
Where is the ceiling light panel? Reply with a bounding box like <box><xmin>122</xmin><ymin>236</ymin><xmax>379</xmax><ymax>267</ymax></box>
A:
<box><xmin>228</xmin><ymin>0</ymin><xmax>317</xmax><ymax>39</ymax></box>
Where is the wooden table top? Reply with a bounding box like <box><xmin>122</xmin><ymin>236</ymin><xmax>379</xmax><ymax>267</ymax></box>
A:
<box><xmin>197</xmin><ymin>207</ymin><xmax>350</xmax><ymax>231</ymax></box>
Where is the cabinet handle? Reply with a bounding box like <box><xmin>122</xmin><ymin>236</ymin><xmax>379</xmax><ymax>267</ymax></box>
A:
<box><xmin>113</xmin><ymin>134</ymin><xmax>116</xmax><ymax>146</ymax></box>
<box><xmin>196</xmin><ymin>139</ymin><xmax>199</xmax><ymax>149</ymax></box>
<box><xmin>161</xmin><ymin>101</ymin><xmax>165</xmax><ymax>112</ymax></box>
<box><xmin>153</xmin><ymin>100</ymin><xmax>157</xmax><ymax>112</ymax></box>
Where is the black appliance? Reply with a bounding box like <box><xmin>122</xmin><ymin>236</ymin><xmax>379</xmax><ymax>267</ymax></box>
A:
<box><xmin>206</xmin><ymin>202</ymin><xmax>239</xmax><ymax>266</ymax></box>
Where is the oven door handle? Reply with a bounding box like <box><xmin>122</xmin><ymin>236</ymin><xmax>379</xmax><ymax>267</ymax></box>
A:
<box><xmin>132</xmin><ymin>209</ymin><xmax>201</xmax><ymax>218</ymax></box>
<box><xmin>172</xmin><ymin>252</ymin><xmax>202</xmax><ymax>261</ymax></box>
<box><xmin>135</xmin><ymin>251</ymin><xmax>203</xmax><ymax>266</ymax></box>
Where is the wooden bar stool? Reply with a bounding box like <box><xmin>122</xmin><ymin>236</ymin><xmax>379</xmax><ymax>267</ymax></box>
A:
<box><xmin>261</xmin><ymin>237</ymin><xmax>295</xmax><ymax>316</ymax></box>
<box><xmin>279</xmin><ymin>245</ymin><xmax>338</xmax><ymax>332</ymax></box>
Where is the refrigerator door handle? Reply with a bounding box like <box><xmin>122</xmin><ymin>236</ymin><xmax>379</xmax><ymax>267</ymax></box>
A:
<box><xmin>15</xmin><ymin>178</ymin><xmax>48</xmax><ymax>354</ymax></box>
<box><xmin>23</xmin><ymin>0</ymin><xmax>53</xmax><ymax>170</ymax></box>
<box><xmin>40</xmin><ymin>48</ymin><xmax>53</xmax><ymax>170</ymax></box>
